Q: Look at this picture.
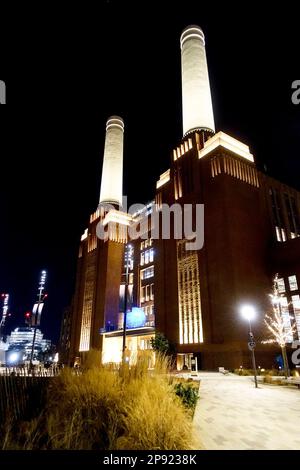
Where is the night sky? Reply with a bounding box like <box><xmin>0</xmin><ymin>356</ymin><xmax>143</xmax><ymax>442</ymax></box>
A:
<box><xmin>0</xmin><ymin>1</ymin><xmax>299</xmax><ymax>344</ymax></box>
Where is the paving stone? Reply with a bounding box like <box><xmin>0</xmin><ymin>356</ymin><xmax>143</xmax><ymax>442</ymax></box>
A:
<box><xmin>192</xmin><ymin>372</ymin><xmax>300</xmax><ymax>450</ymax></box>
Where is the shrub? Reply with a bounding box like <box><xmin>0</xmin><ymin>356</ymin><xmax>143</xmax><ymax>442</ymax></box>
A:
<box><xmin>234</xmin><ymin>368</ymin><xmax>252</xmax><ymax>376</ymax></box>
<box><xmin>173</xmin><ymin>382</ymin><xmax>199</xmax><ymax>412</ymax></box>
<box><xmin>2</xmin><ymin>351</ymin><xmax>201</xmax><ymax>450</ymax></box>
<box><xmin>263</xmin><ymin>375</ymin><xmax>288</xmax><ymax>386</ymax></box>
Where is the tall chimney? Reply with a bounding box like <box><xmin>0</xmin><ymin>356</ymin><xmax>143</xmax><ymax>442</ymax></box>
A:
<box><xmin>180</xmin><ymin>25</ymin><xmax>215</xmax><ymax>136</ymax></box>
<box><xmin>99</xmin><ymin>116</ymin><xmax>124</xmax><ymax>208</ymax></box>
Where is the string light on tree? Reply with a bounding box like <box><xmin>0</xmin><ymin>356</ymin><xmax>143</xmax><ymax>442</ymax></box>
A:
<box><xmin>262</xmin><ymin>274</ymin><xmax>296</xmax><ymax>378</ymax></box>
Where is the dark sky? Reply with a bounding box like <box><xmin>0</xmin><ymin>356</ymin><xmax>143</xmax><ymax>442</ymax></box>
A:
<box><xmin>0</xmin><ymin>1</ymin><xmax>299</xmax><ymax>344</ymax></box>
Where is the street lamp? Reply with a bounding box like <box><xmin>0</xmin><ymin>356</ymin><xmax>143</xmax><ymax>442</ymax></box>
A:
<box><xmin>122</xmin><ymin>245</ymin><xmax>133</xmax><ymax>363</ymax></box>
<box><xmin>241</xmin><ymin>305</ymin><xmax>258</xmax><ymax>388</ymax></box>
<box><xmin>29</xmin><ymin>270</ymin><xmax>47</xmax><ymax>371</ymax></box>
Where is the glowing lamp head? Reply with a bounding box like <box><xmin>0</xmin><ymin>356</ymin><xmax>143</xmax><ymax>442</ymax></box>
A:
<box><xmin>9</xmin><ymin>352</ymin><xmax>19</xmax><ymax>363</ymax></box>
<box><xmin>240</xmin><ymin>305</ymin><xmax>256</xmax><ymax>322</ymax></box>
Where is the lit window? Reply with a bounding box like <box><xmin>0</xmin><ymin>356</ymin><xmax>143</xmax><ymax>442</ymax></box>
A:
<box><xmin>281</xmin><ymin>228</ymin><xmax>287</xmax><ymax>242</ymax></box>
<box><xmin>292</xmin><ymin>295</ymin><xmax>300</xmax><ymax>309</ymax></box>
<box><xmin>292</xmin><ymin>295</ymin><xmax>300</xmax><ymax>339</ymax></box>
<box><xmin>141</xmin><ymin>266</ymin><xmax>154</xmax><ymax>280</ymax></box>
<box><xmin>288</xmin><ymin>275</ymin><xmax>298</xmax><ymax>291</ymax></box>
<box><xmin>275</xmin><ymin>226</ymin><xmax>280</xmax><ymax>241</ymax></box>
<box><xmin>280</xmin><ymin>296</ymin><xmax>294</xmax><ymax>343</ymax></box>
<box><xmin>277</xmin><ymin>278</ymin><xmax>286</xmax><ymax>293</ymax></box>
<box><xmin>140</xmin><ymin>253</ymin><xmax>144</xmax><ymax>266</ymax></box>
<box><xmin>150</xmin><ymin>283</ymin><xmax>154</xmax><ymax>300</ymax></box>
<box><xmin>141</xmin><ymin>286</ymin><xmax>146</xmax><ymax>303</ymax></box>
<box><xmin>146</xmin><ymin>285</ymin><xmax>150</xmax><ymax>301</ymax></box>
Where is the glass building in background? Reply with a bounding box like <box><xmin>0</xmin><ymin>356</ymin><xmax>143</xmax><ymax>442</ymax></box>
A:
<box><xmin>5</xmin><ymin>327</ymin><xmax>51</xmax><ymax>365</ymax></box>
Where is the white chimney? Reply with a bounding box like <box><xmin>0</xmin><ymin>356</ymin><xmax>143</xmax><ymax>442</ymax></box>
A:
<box><xmin>99</xmin><ymin>116</ymin><xmax>124</xmax><ymax>208</ymax></box>
<box><xmin>180</xmin><ymin>25</ymin><xmax>215</xmax><ymax>136</ymax></box>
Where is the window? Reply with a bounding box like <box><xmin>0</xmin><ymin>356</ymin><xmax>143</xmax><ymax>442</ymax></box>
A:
<box><xmin>140</xmin><ymin>252</ymin><xmax>145</xmax><ymax>266</ymax></box>
<box><xmin>150</xmin><ymin>283</ymin><xmax>154</xmax><ymax>300</ymax></box>
<box><xmin>275</xmin><ymin>227</ymin><xmax>281</xmax><ymax>242</ymax></box>
<box><xmin>146</xmin><ymin>285</ymin><xmax>150</xmax><ymax>301</ymax></box>
<box><xmin>285</xmin><ymin>194</ymin><xmax>297</xmax><ymax>238</ymax></box>
<box><xmin>291</xmin><ymin>197</ymin><xmax>300</xmax><ymax>235</ymax></box>
<box><xmin>144</xmin><ymin>248</ymin><xmax>154</xmax><ymax>265</ymax></box>
<box><xmin>281</xmin><ymin>296</ymin><xmax>294</xmax><ymax>343</ymax></box>
<box><xmin>277</xmin><ymin>278</ymin><xmax>286</xmax><ymax>293</ymax></box>
<box><xmin>141</xmin><ymin>241</ymin><xmax>145</xmax><ymax>251</ymax></box>
<box><xmin>141</xmin><ymin>266</ymin><xmax>154</xmax><ymax>280</ymax></box>
<box><xmin>270</xmin><ymin>188</ymin><xmax>286</xmax><ymax>242</ymax></box>
<box><xmin>292</xmin><ymin>295</ymin><xmax>300</xmax><ymax>339</ymax></box>
<box><xmin>141</xmin><ymin>286</ymin><xmax>146</xmax><ymax>303</ymax></box>
<box><xmin>288</xmin><ymin>275</ymin><xmax>298</xmax><ymax>291</ymax></box>
<box><xmin>144</xmin><ymin>238</ymin><xmax>153</xmax><ymax>248</ymax></box>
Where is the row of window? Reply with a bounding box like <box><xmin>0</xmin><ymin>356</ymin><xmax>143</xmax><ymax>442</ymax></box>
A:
<box><xmin>142</xmin><ymin>304</ymin><xmax>154</xmax><ymax>316</ymax></box>
<box><xmin>277</xmin><ymin>294</ymin><xmax>300</xmax><ymax>342</ymax></box>
<box><xmin>141</xmin><ymin>265</ymin><xmax>154</xmax><ymax>280</ymax></box>
<box><xmin>140</xmin><ymin>248</ymin><xmax>154</xmax><ymax>266</ymax></box>
<box><xmin>276</xmin><ymin>275</ymin><xmax>300</xmax><ymax>342</ymax></box>
<box><xmin>141</xmin><ymin>284</ymin><xmax>154</xmax><ymax>303</ymax></box>
<box><xmin>140</xmin><ymin>238</ymin><xmax>153</xmax><ymax>250</ymax></box>
<box><xmin>277</xmin><ymin>275</ymin><xmax>298</xmax><ymax>293</ymax></box>
<box><xmin>270</xmin><ymin>188</ymin><xmax>300</xmax><ymax>242</ymax></box>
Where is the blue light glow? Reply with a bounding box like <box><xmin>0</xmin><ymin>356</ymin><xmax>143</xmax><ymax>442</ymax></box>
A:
<box><xmin>126</xmin><ymin>307</ymin><xmax>146</xmax><ymax>329</ymax></box>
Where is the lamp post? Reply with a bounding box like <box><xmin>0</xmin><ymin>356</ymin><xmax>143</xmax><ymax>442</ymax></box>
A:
<box><xmin>29</xmin><ymin>270</ymin><xmax>47</xmax><ymax>371</ymax></box>
<box><xmin>241</xmin><ymin>305</ymin><xmax>258</xmax><ymax>388</ymax></box>
<box><xmin>122</xmin><ymin>245</ymin><xmax>132</xmax><ymax>362</ymax></box>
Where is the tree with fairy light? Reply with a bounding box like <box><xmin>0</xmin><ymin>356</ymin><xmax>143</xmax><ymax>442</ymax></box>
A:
<box><xmin>263</xmin><ymin>274</ymin><xmax>296</xmax><ymax>378</ymax></box>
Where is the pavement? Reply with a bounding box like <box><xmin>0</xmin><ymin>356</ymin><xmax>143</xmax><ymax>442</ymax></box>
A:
<box><xmin>191</xmin><ymin>372</ymin><xmax>300</xmax><ymax>450</ymax></box>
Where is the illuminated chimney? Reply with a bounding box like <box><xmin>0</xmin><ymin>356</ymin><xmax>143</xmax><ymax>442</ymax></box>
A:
<box><xmin>180</xmin><ymin>25</ymin><xmax>215</xmax><ymax>136</ymax></box>
<box><xmin>99</xmin><ymin>116</ymin><xmax>124</xmax><ymax>208</ymax></box>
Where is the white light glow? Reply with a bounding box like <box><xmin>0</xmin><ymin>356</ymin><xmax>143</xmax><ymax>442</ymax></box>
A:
<box><xmin>9</xmin><ymin>352</ymin><xmax>19</xmax><ymax>363</ymax></box>
<box><xmin>180</xmin><ymin>25</ymin><xmax>215</xmax><ymax>136</ymax></box>
<box><xmin>198</xmin><ymin>131</ymin><xmax>254</xmax><ymax>162</ymax></box>
<box><xmin>81</xmin><ymin>228</ymin><xmax>88</xmax><ymax>241</ymax></box>
<box><xmin>102</xmin><ymin>210</ymin><xmax>132</xmax><ymax>227</ymax></box>
<box><xmin>241</xmin><ymin>305</ymin><xmax>256</xmax><ymax>322</ymax></box>
<box><xmin>102</xmin><ymin>336</ymin><xmax>123</xmax><ymax>364</ymax></box>
<box><xmin>99</xmin><ymin>116</ymin><xmax>124</xmax><ymax>207</ymax></box>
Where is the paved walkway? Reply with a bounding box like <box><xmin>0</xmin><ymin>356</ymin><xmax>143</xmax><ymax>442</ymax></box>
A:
<box><xmin>192</xmin><ymin>372</ymin><xmax>300</xmax><ymax>450</ymax></box>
